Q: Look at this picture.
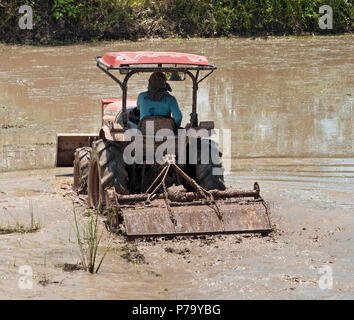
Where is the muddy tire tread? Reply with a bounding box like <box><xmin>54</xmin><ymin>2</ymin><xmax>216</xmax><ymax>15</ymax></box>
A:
<box><xmin>73</xmin><ymin>146</ymin><xmax>92</xmax><ymax>194</ymax></box>
<box><xmin>88</xmin><ymin>139</ymin><xmax>129</xmax><ymax>208</ymax></box>
<box><xmin>194</xmin><ymin>139</ymin><xmax>226</xmax><ymax>191</ymax></box>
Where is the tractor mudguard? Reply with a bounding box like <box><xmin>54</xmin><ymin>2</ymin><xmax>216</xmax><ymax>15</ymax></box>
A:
<box><xmin>56</xmin><ymin>133</ymin><xmax>99</xmax><ymax>167</ymax></box>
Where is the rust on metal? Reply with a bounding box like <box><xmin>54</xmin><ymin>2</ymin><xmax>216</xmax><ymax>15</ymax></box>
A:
<box><xmin>110</xmin><ymin>186</ymin><xmax>260</xmax><ymax>204</ymax></box>
<box><xmin>122</xmin><ymin>200</ymin><xmax>271</xmax><ymax>236</ymax></box>
<box><xmin>104</xmin><ymin>183</ymin><xmax>272</xmax><ymax>237</ymax></box>
<box><xmin>103</xmin><ymin>160</ymin><xmax>272</xmax><ymax>237</ymax></box>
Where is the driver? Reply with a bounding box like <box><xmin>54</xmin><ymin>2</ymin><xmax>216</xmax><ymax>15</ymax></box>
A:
<box><xmin>137</xmin><ymin>72</ymin><xmax>182</xmax><ymax>128</ymax></box>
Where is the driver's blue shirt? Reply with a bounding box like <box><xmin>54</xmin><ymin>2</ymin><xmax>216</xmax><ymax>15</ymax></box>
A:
<box><xmin>137</xmin><ymin>92</ymin><xmax>182</xmax><ymax>127</ymax></box>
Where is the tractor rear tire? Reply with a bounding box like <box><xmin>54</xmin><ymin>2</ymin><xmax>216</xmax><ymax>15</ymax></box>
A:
<box><xmin>73</xmin><ymin>146</ymin><xmax>92</xmax><ymax>194</ymax></box>
<box><xmin>88</xmin><ymin>139</ymin><xmax>129</xmax><ymax>209</ymax></box>
<box><xmin>194</xmin><ymin>139</ymin><xmax>226</xmax><ymax>191</ymax></box>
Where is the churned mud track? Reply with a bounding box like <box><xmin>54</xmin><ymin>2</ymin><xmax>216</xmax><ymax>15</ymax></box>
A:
<box><xmin>0</xmin><ymin>168</ymin><xmax>353</xmax><ymax>299</ymax></box>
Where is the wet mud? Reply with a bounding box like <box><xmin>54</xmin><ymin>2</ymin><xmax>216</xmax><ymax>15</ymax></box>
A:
<box><xmin>0</xmin><ymin>36</ymin><xmax>353</xmax><ymax>299</ymax></box>
<box><xmin>0</xmin><ymin>168</ymin><xmax>352</xmax><ymax>299</ymax></box>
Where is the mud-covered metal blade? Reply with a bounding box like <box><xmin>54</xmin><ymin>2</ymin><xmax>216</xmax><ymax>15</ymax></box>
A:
<box><xmin>123</xmin><ymin>201</ymin><xmax>272</xmax><ymax>236</ymax></box>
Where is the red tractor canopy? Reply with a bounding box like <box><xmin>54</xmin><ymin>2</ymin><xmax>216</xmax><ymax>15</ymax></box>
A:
<box><xmin>97</xmin><ymin>51</ymin><xmax>212</xmax><ymax>68</ymax></box>
<box><xmin>95</xmin><ymin>51</ymin><xmax>216</xmax><ymax>128</ymax></box>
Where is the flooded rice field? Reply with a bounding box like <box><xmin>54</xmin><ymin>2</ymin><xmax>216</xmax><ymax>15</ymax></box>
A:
<box><xmin>0</xmin><ymin>36</ymin><xmax>353</xmax><ymax>299</ymax></box>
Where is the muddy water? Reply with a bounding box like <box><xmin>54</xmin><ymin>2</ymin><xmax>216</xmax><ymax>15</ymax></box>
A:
<box><xmin>0</xmin><ymin>36</ymin><xmax>353</xmax><ymax>173</ymax></box>
<box><xmin>0</xmin><ymin>36</ymin><xmax>353</xmax><ymax>300</ymax></box>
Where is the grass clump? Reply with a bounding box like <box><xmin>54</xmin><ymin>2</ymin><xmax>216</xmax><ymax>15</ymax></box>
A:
<box><xmin>0</xmin><ymin>202</ymin><xmax>42</xmax><ymax>234</ymax></box>
<box><xmin>73</xmin><ymin>204</ymin><xmax>111</xmax><ymax>274</ymax></box>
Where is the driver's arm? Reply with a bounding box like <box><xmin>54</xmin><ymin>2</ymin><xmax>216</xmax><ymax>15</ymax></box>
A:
<box><xmin>137</xmin><ymin>93</ymin><xmax>142</xmax><ymax>111</ymax></box>
<box><xmin>169</xmin><ymin>96</ymin><xmax>182</xmax><ymax>127</ymax></box>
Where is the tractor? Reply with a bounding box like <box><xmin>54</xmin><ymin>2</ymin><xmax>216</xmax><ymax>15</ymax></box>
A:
<box><xmin>56</xmin><ymin>51</ymin><xmax>272</xmax><ymax>237</ymax></box>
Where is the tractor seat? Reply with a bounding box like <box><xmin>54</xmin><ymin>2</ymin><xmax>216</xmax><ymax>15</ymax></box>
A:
<box><xmin>138</xmin><ymin>116</ymin><xmax>176</xmax><ymax>136</ymax></box>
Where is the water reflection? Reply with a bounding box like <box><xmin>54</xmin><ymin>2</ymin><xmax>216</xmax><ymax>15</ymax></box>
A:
<box><xmin>0</xmin><ymin>36</ymin><xmax>353</xmax><ymax>173</ymax></box>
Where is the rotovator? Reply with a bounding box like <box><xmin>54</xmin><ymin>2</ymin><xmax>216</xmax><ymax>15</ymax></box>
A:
<box><xmin>56</xmin><ymin>51</ymin><xmax>272</xmax><ymax>237</ymax></box>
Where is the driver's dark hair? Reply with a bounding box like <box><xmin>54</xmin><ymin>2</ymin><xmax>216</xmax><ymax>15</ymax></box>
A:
<box><xmin>149</xmin><ymin>72</ymin><xmax>166</xmax><ymax>86</ymax></box>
